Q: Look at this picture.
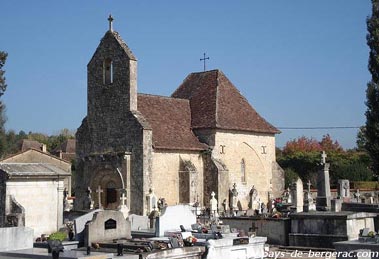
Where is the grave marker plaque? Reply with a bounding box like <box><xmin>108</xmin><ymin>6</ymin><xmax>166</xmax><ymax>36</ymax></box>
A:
<box><xmin>104</xmin><ymin>218</ymin><xmax>117</xmax><ymax>230</ymax></box>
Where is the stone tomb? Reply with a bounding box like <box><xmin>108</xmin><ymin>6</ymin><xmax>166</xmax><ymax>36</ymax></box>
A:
<box><xmin>289</xmin><ymin>211</ymin><xmax>376</xmax><ymax>248</ymax></box>
<box><xmin>73</xmin><ymin>209</ymin><xmax>102</xmax><ymax>243</ymax></box>
<box><xmin>129</xmin><ymin>214</ymin><xmax>150</xmax><ymax>231</ymax></box>
<box><xmin>155</xmin><ymin>205</ymin><xmax>196</xmax><ymax>237</ymax></box>
<box><xmin>84</xmin><ymin>210</ymin><xmax>131</xmax><ymax>247</ymax></box>
<box><xmin>206</xmin><ymin>236</ymin><xmax>267</xmax><ymax>259</ymax></box>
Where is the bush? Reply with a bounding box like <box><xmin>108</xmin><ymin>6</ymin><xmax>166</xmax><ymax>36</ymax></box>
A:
<box><xmin>48</xmin><ymin>232</ymin><xmax>66</xmax><ymax>241</ymax></box>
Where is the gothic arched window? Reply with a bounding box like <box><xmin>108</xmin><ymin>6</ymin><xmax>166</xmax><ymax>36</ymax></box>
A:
<box><xmin>103</xmin><ymin>58</ymin><xmax>113</xmax><ymax>84</ymax></box>
<box><xmin>241</xmin><ymin>159</ymin><xmax>246</xmax><ymax>183</ymax></box>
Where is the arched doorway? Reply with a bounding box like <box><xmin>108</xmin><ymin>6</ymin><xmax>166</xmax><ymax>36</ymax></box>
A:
<box><xmin>91</xmin><ymin>168</ymin><xmax>123</xmax><ymax>209</ymax></box>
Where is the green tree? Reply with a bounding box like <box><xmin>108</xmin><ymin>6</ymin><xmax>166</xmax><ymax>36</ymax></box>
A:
<box><xmin>0</xmin><ymin>51</ymin><xmax>8</xmax><ymax>157</ymax></box>
<box><xmin>365</xmin><ymin>0</ymin><xmax>379</xmax><ymax>175</ymax></box>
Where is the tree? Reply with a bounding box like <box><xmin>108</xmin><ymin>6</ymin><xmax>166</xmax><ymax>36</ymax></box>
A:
<box><xmin>0</xmin><ymin>51</ymin><xmax>8</xmax><ymax>157</ymax></box>
<box><xmin>365</xmin><ymin>0</ymin><xmax>379</xmax><ymax>175</ymax></box>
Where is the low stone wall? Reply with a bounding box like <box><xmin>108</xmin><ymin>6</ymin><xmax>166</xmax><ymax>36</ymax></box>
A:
<box><xmin>220</xmin><ymin>217</ymin><xmax>290</xmax><ymax>246</ymax></box>
<box><xmin>0</xmin><ymin>227</ymin><xmax>33</xmax><ymax>251</ymax></box>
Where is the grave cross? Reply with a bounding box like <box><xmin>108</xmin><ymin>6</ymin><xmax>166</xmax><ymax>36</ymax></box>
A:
<box><xmin>96</xmin><ymin>185</ymin><xmax>104</xmax><ymax>209</ymax></box>
<box><xmin>200</xmin><ymin>53</ymin><xmax>210</xmax><ymax>71</ymax></box>
<box><xmin>108</xmin><ymin>14</ymin><xmax>114</xmax><ymax>32</ymax></box>
<box><xmin>321</xmin><ymin>151</ymin><xmax>327</xmax><ymax>165</ymax></box>
<box><xmin>120</xmin><ymin>193</ymin><xmax>127</xmax><ymax>206</ymax></box>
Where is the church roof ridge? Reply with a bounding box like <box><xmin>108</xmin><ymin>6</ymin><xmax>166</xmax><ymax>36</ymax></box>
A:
<box><xmin>138</xmin><ymin>93</ymin><xmax>189</xmax><ymax>102</ymax></box>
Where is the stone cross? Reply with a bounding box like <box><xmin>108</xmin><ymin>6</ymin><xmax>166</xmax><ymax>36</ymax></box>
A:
<box><xmin>200</xmin><ymin>53</ymin><xmax>210</xmax><ymax>71</ymax></box>
<box><xmin>120</xmin><ymin>193</ymin><xmax>127</xmax><ymax>206</ymax></box>
<box><xmin>96</xmin><ymin>185</ymin><xmax>103</xmax><ymax>209</ymax></box>
<box><xmin>321</xmin><ymin>151</ymin><xmax>327</xmax><ymax>165</ymax></box>
<box><xmin>108</xmin><ymin>14</ymin><xmax>114</xmax><ymax>32</ymax></box>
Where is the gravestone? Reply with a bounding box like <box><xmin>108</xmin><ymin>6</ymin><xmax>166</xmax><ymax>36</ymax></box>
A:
<box><xmin>155</xmin><ymin>205</ymin><xmax>196</xmax><ymax>237</ymax></box>
<box><xmin>316</xmin><ymin>151</ymin><xmax>331</xmax><ymax>211</ymax></box>
<box><xmin>73</xmin><ymin>209</ymin><xmax>102</xmax><ymax>242</ymax></box>
<box><xmin>291</xmin><ymin>178</ymin><xmax>303</xmax><ymax>212</ymax></box>
<box><xmin>210</xmin><ymin>191</ymin><xmax>218</xmax><ymax>217</ymax></box>
<box><xmin>84</xmin><ymin>210</ymin><xmax>131</xmax><ymax>247</ymax></box>
<box><xmin>146</xmin><ymin>188</ymin><xmax>158</xmax><ymax>215</ymax></box>
<box><xmin>338</xmin><ymin>179</ymin><xmax>350</xmax><ymax>202</ymax></box>
<box><xmin>83</xmin><ymin>187</ymin><xmax>94</xmax><ymax>210</ymax></box>
<box><xmin>95</xmin><ymin>185</ymin><xmax>104</xmax><ymax>209</ymax></box>
<box><xmin>230</xmin><ymin>183</ymin><xmax>238</xmax><ymax>211</ymax></box>
<box><xmin>118</xmin><ymin>189</ymin><xmax>129</xmax><ymax>219</ymax></box>
<box><xmin>129</xmin><ymin>214</ymin><xmax>150</xmax><ymax>231</ymax></box>
<box><xmin>303</xmin><ymin>181</ymin><xmax>315</xmax><ymax>212</ymax></box>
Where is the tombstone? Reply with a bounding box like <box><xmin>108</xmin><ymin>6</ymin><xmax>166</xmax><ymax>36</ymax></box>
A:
<box><xmin>73</xmin><ymin>209</ymin><xmax>102</xmax><ymax>243</ymax></box>
<box><xmin>221</xmin><ymin>199</ymin><xmax>228</xmax><ymax>216</ymax></box>
<box><xmin>229</xmin><ymin>183</ymin><xmax>239</xmax><ymax>211</ymax></box>
<box><xmin>303</xmin><ymin>181</ymin><xmax>315</xmax><ymax>212</ymax></box>
<box><xmin>248</xmin><ymin>186</ymin><xmax>258</xmax><ymax>209</ymax></box>
<box><xmin>95</xmin><ymin>186</ymin><xmax>104</xmax><ymax>209</ymax></box>
<box><xmin>210</xmin><ymin>191</ymin><xmax>218</xmax><ymax>217</ymax></box>
<box><xmin>331</xmin><ymin>199</ymin><xmax>342</xmax><ymax>212</ymax></box>
<box><xmin>291</xmin><ymin>178</ymin><xmax>303</xmax><ymax>212</ymax></box>
<box><xmin>118</xmin><ymin>189</ymin><xmax>129</xmax><ymax>219</ymax></box>
<box><xmin>155</xmin><ymin>205</ymin><xmax>196</xmax><ymax>237</ymax></box>
<box><xmin>338</xmin><ymin>179</ymin><xmax>350</xmax><ymax>202</ymax></box>
<box><xmin>282</xmin><ymin>187</ymin><xmax>292</xmax><ymax>204</ymax></box>
<box><xmin>316</xmin><ymin>151</ymin><xmax>331</xmax><ymax>211</ymax></box>
<box><xmin>129</xmin><ymin>214</ymin><xmax>150</xmax><ymax>231</ymax></box>
<box><xmin>146</xmin><ymin>188</ymin><xmax>158</xmax><ymax>215</ymax></box>
<box><xmin>353</xmin><ymin>189</ymin><xmax>361</xmax><ymax>203</ymax></box>
<box><xmin>83</xmin><ymin>187</ymin><xmax>94</xmax><ymax>210</ymax></box>
<box><xmin>84</xmin><ymin>210</ymin><xmax>131</xmax><ymax>247</ymax></box>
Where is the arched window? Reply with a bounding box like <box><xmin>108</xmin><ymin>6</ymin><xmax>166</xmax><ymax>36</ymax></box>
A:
<box><xmin>241</xmin><ymin>159</ymin><xmax>246</xmax><ymax>183</ymax></box>
<box><xmin>103</xmin><ymin>58</ymin><xmax>113</xmax><ymax>84</ymax></box>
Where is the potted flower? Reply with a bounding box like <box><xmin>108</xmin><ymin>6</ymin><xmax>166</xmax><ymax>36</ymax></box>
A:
<box><xmin>183</xmin><ymin>236</ymin><xmax>197</xmax><ymax>246</ymax></box>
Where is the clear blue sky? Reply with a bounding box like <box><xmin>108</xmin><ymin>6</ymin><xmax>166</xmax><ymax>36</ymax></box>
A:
<box><xmin>0</xmin><ymin>1</ymin><xmax>371</xmax><ymax>149</ymax></box>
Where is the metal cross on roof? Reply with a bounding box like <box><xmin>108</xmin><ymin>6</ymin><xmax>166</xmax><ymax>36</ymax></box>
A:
<box><xmin>200</xmin><ymin>53</ymin><xmax>210</xmax><ymax>71</ymax></box>
<box><xmin>108</xmin><ymin>14</ymin><xmax>114</xmax><ymax>32</ymax></box>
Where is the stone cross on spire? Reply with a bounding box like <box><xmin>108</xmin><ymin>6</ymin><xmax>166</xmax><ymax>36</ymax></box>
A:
<box><xmin>108</xmin><ymin>14</ymin><xmax>114</xmax><ymax>32</ymax></box>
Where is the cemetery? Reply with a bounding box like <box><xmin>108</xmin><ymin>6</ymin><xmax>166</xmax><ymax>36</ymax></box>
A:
<box><xmin>2</xmin><ymin>151</ymin><xmax>379</xmax><ymax>259</ymax></box>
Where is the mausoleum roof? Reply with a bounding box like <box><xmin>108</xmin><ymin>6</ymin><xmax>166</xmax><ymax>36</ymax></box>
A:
<box><xmin>0</xmin><ymin>163</ymin><xmax>70</xmax><ymax>178</ymax></box>
<box><xmin>172</xmin><ymin>69</ymin><xmax>280</xmax><ymax>134</ymax></box>
<box><xmin>137</xmin><ymin>94</ymin><xmax>207</xmax><ymax>151</ymax></box>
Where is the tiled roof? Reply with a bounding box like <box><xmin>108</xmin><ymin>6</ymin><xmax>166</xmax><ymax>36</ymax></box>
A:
<box><xmin>55</xmin><ymin>139</ymin><xmax>76</xmax><ymax>154</ymax></box>
<box><xmin>19</xmin><ymin>139</ymin><xmax>44</xmax><ymax>152</ymax></box>
<box><xmin>137</xmin><ymin>94</ymin><xmax>207</xmax><ymax>151</ymax></box>
<box><xmin>172</xmin><ymin>70</ymin><xmax>280</xmax><ymax>134</ymax></box>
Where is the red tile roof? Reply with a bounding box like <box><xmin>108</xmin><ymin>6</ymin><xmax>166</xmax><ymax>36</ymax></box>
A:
<box><xmin>137</xmin><ymin>94</ymin><xmax>207</xmax><ymax>151</ymax></box>
<box><xmin>172</xmin><ymin>70</ymin><xmax>280</xmax><ymax>134</ymax></box>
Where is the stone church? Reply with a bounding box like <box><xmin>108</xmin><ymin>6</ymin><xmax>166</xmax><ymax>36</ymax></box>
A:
<box><xmin>75</xmin><ymin>16</ymin><xmax>283</xmax><ymax>215</ymax></box>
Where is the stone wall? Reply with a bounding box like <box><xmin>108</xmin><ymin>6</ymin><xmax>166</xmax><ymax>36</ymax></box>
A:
<box><xmin>151</xmin><ymin>150</ymin><xmax>203</xmax><ymax>207</ymax></box>
<box><xmin>213</xmin><ymin>130</ymin><xmax>276</xmax><ymax>207</ymax></box>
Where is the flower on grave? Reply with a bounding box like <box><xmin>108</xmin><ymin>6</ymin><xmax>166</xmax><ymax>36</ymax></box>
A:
<box><xmin>368</xmin><ymin>231</ymin><xmax>376</xmax><ymax>237</ymax></box>
<box><xmin>185</xmin><ymin>236</ymin><xmax>198</xmax><ymax>244</ymax></box>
